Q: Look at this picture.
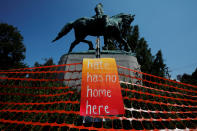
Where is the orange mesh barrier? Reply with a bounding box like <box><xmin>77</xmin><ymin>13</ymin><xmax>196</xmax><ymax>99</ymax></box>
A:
<box><xmin>0</xmin><ymin>63</ymin><xmax>196</xmax><ymax>130</ymax></box>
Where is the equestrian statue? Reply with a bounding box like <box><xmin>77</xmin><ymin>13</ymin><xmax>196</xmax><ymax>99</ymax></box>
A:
<box><xmin>52</xmin><ymin>3</ymin><xmax>135</xmax><ymax>53</ymax></box>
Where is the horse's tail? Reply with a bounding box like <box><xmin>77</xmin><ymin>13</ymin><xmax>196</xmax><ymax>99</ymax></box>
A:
<box><xmin>52</xmin><ymin>22</ymin><xmax>73</xmax><ymax>42</ymax></box>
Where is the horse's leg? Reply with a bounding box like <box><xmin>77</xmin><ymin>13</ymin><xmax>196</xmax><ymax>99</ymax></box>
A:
<box><xmin>81</xmin><ymin>40</ymin><xmax>94</xmax><ymax>50</ymax></box>
<box><xmin>118</xmin><ymin>41</ymin><xmax>122</xmax><ymax>50</ymax></box>
<box><xmin>122</xmin><ymin>38</ymin><xmax>131</xmax><ymax>52</ymax></box>
<box><xmin>68</xmin><ymin>40</ymin><xmax>80</xmax><ymax>53</ymax></box>
<box><xmin>103</xmin><ymin>36</ymin><xmax>109</xmax><ymax>50</ymax></box>
<box><xmin>116</xmin><ymin>36</ymin><xmax>131</xmax><ymax>52</ymax></box>
<box><xmin>73</xmin><ymin>29</ymin><xmax>94</xmax><ymax>50</ymax></box>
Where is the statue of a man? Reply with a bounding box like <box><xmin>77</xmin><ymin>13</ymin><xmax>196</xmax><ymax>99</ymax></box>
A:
<box><xmin>93</xmin><ymin>3</ymin><xmax>108</xmax><ymax>27</ymax></box>
<box><xmin>95</xmin><ymin>3</ymin><xmax>104</xmax><ymax>18</ymax></box>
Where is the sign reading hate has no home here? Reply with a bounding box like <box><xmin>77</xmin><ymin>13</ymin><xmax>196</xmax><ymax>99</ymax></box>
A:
<box><xmin>80</xmin><ymin>58</ymin><xmax>124</xmax><ymax>116</ymax></box>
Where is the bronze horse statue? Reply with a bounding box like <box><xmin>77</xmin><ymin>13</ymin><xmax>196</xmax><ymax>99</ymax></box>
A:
<box><xmin>52</xmin><ymin>13</ymin><xmax>135</xmax><ymax>53</ymax></box>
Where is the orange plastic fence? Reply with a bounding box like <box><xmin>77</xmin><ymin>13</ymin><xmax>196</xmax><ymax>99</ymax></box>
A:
<box><xmin>0</xmin><ymin>63</ymin><xmax>196</xmax><ymax>130</ymax></box>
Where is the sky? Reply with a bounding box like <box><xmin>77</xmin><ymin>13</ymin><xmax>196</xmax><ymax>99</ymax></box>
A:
<box><xmin>0</xmin><ymin>0</ymin><xmax>197</xmax><ymax>79</ymax></box>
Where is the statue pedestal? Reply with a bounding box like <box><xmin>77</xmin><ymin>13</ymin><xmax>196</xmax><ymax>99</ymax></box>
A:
<box><xmin>58</xmin><ymin>50</ymin><xmax>141</xmax><ymax>90</ymax></box>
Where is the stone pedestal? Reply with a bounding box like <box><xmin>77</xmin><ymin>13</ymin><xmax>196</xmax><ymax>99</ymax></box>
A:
<box><xmin>58</xmin><ymin>50</ymin><xmax>141</xmax><ymax>90</ymax></box>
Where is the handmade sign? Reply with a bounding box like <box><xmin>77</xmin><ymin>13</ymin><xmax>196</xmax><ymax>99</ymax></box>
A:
<box><xmin>80</xmin><ymin>58</ymin><xmax>124</xmax><ymax>116</ymax></box>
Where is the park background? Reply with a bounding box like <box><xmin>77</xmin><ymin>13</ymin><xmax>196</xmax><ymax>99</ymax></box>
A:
<box><xmin>1</xmin><ymin>0</ymin><xmax>197</xmax><ymax>79</ymax></box>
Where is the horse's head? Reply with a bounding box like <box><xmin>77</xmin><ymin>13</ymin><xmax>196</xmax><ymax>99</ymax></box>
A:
<box><xmin>130</xmin><ymin>14</ymin><xmax>135</xmax><ymax>22</ymax></box>
<box><xmin>111</xmin><ymin>13</ymin><xmax>135</xmax><ymax>22</ymax></box>
<box><xmin>112</xmin><ymin>13</ymin><xmax>135</xmax><ymax>28</ymax></box>
<box><xmin>114</xmin><ymin>13</ymin><xmax>135</xmax><ymax>37</ymax></box>
<box><xmin>121</xmin><ymin>13</ymin><xmax>135</xmax><ymax>24</ymax></box>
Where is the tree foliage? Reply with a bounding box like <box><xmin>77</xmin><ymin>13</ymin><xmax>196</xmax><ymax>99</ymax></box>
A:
<box><xmin>178</xmin><ymin>68</ymin><xmax>197</xmax><ymax>85</ymax></box>
<box><xmin>30</xmin><ymin>58</ymin><xmax>56</xmax><ymax>79</ymax></box>
<box><xmin>34</xmin><ymin>57</ymin><xmax>55</xmax><ymax>67</ymax></box>
<box><xmin>151</xmin><ymin>50</ymin><xmax>166</xmax><ymax>77</ymax></box>
<box><xmin>0</xmin><ymin>23</ymin><xmax>26</xmax><ymax>70</ymax></box>
<box><xmin>134</xmin><ymin>37</ymin><xmax>153</xmax><ymax>74</ymax></box>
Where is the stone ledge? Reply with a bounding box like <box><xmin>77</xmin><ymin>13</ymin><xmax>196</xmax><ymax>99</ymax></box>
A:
<box><xmin>58</xmin><ymin>51</ymin><xmax>141</xmax><ymax>90</ymax></box>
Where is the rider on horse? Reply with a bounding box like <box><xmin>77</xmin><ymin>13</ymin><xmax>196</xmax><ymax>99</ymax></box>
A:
<box><xmin>52</xmin><ymin>3</ymin><xmax>135</xmax><ymax>53</ymax></box>
<box><xmin>95</xmin><ymin>3</ymin><xmax>104</xmax><ymax>17</ymax></box>
<box><xmin>93</xmin><ymin>3</ymin><xmax>109</xmax><ymax>28</ymax></box>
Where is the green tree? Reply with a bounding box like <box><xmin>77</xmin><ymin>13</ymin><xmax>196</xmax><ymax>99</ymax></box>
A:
<box><xmin>178</xmin><ymin>68</ymin><xmax>197</xmax><ymax>85</ymax></box>
<box><xmin>30</xmin><ymin>58</ymin><xmax>56</xmax><ymax>79</ymax></box>
<box><xmin>0</xmin><ymin>23</ymin><xmax>26</xmax><ymax>70</ymax></box>
<box><xmin>151</xmin><ymin>50</ymin><xmax>166</xmax><ymax>77</ymax></box>
<box><xmin>127</xmin><ymin>25</ymin><xmax>139</xmax><ymax>52</ymax></box>
<box><xmin>135</xmin><ymin>37</ymin><xmax>153</xmax><ymax>74</ymax></box>
<box><xmin>34</xmin><ymin>57</ymin><xmax>55</xmax><ymax>67</ymax></box>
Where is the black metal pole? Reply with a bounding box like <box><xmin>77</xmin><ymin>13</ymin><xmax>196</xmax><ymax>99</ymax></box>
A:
<box><xmin>96</xmin><ymin>36</ymin><xmax>100</xmax><ymax>58</ymax></box>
